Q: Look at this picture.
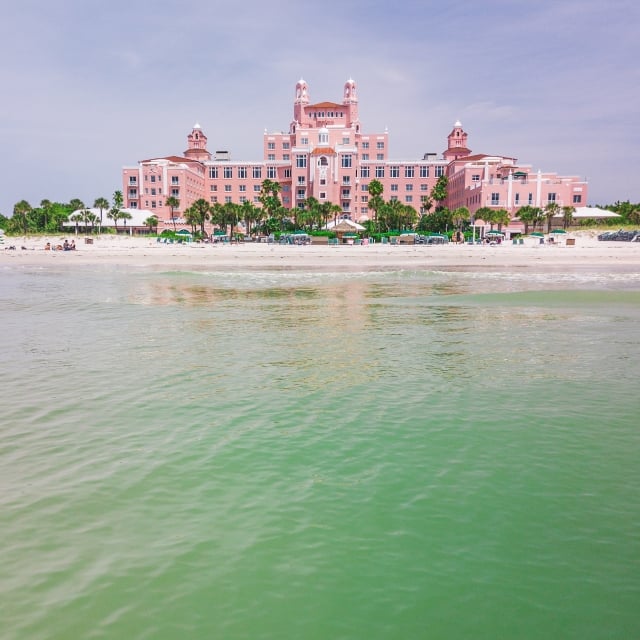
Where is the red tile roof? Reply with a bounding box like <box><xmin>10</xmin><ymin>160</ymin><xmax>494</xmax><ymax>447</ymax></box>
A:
<box><xmin>311</xmin><ymin>147</ymin><xmax>336</xmax><ymax>156</ymax></box>
<box><xmin>308</xmin><ymin>101</ymin><xmax>342</xmax><ymax>109</ymax></box>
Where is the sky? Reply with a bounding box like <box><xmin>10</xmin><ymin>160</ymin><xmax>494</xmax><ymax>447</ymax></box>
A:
<box><xmin>1</xmin><ymin>0</ymin><xmax>639</xmax><ymax>216</ymax></box>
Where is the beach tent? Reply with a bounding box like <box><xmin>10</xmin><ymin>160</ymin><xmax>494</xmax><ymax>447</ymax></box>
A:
<box><xmin>571</xmin><ymin>207</ymin><xmax>621</xmax><ymax>219</ymax></box>
<box><xmin>325</xmin><ymin>219</ymin><xmax>365</xmax><ymax>232</ymax></box>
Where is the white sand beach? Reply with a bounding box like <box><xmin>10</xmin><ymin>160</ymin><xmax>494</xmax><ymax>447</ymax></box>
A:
<box><xmin>2</xmin><ymin>232</ymin><xmax>640</xmax><ymax>272</ymax></box>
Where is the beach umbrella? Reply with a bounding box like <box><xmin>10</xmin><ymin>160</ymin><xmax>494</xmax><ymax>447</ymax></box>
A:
<box><xmin>486</xmin><ymin>230</ymin><xmax>504</xmax><ymax>235</ymax></box>
<box><xmin>550</xmin><ymin>229</ymin><xmax>567</xmax><ymax>234</ymax></box>
<box><xmin>530</xmin><ymin>232</ymin><xmax>544</xmax><ymax>237</ymax></box>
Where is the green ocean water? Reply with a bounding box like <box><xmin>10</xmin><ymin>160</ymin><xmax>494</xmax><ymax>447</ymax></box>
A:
<box><xmin>1</xmin><ymin>264</ymin><xmax>640</xmax><ymax>639</ymax></box>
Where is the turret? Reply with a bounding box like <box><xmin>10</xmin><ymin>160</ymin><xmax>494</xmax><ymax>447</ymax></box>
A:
<box><xmin>184</xmin><ymin>123</ymin><xmax>211</xmax><ymax>161</ymax></box>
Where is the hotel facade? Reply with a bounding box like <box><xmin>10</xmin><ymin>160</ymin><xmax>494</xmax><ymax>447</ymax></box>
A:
<box><xmin>122</xmin><ymin>78</ymin><xmax>587</xmax><ymax>232</ymax></box>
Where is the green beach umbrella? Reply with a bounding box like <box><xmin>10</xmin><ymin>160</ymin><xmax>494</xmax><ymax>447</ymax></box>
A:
<box><xmin>550</xmin><ymin>229</ymin><xmax>567</xmax><ymax>234</ymax></box>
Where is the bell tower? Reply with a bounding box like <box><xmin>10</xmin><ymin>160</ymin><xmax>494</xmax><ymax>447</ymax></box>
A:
<box><xmin>443</xmin><ymin>120</ymin><xmax>471</xmax><ymax>161</ymax></box>
<box><xmin>343</xmin><ymin>77</ymin><xmax>359</xmax><ymax>127</ymax></box>
<box><xmin>184</xmin><ymin>123</ymin><xmax>211</xmax><ymax>161</ymax></box>
<box><xmin>293</xmin><ymin>78</ymin><xmax>310</xmax><ymax>127</ymax></box>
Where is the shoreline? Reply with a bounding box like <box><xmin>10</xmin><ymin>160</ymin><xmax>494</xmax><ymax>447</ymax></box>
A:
<box><xmin>3</xmin><ymin>232</ymin><xmax>640</xmax><ymax>273</ymax></box>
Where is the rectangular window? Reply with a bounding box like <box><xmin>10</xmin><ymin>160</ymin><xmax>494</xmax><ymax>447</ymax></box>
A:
<box><xmin>377</xmin><ymin>141</ymin><xmax>384</xmax><ymax>149</ymax></box>
<box><xmin>420</xmin><ymin>184</ymin><xmax>428</xmax><ymax>191</ymax></box>
<box><xmin>282</xmin><ymin>142</ymin><xmax>290</xmax><ymax>150</ymax></box>
<box><xmin>547</xmin><ymin>192</ymin><xmax>557</xmax><ymax>202</ymax></box>
<box><xmin>528</xmin><ymin>193</ymin><xmax>533</xmax><ymax>204</ymax></box>
<box><xmin>341</xmin><ymin>155</ymin><xmax>352</xmax><ymax>168</ymax></box>
<box><xmin>151</xmin><ymin>188</ymin><xmax>156</xmax><ymax>196</ymax></box>
<box><xmin>573</xmin><ymin>194</ymin><xmax>582</xmax><ymax>204</ymax></box>
<box><xmin>406</xmin><ymin>184</ymin><xmax>413</xmax><ymax>191</ymax></box>
<box><xmin>472</xmin><ymin>174</ymin><xmax>480</xmax><ymax>182</ymax></box>
<box><xmin>376</xmin><ymin>154</ymin><xmax>384</xmax><ymax>160</ymax></box>
<box><xmin>341</xmin><ymin>189</ymin><xmax>350</xmax><ymax>198</ymax></box>
<box><xmin>391</xmin><ymin>184</ymin><xmax>398</xmax><ymax>192</ymax></box>
<box><xmin>224</xmin><ymin>185</ymin><xmax>232</xmax><ymax>192</ymax></box>
<box><xmin>128</xmin><ymin>189</ymin><xmax>137</xmax><ymax>198</ymax></box>
<box><xmin>238</xmin><ymin>167</ymin><xmax>247</xmax><ymax>179</ymax></box>
<box><xmin>267</xmin><ymin>167</ymin><xmax>277</xmax><ymax>179</ymax></box>
<box><xmin>239</xmin><ymin>196</ymin><xmax>247</xmax><ymax>203</ymax></box>
<box><xmin>283</xmin><ymin>154</ymin><xmax>290</xmax><ymax>161</ymax></box>
<box><xmin>224</xmin><ymin>167</ymin><xmax>233</xmax><ymax>179</ymax></box>
<box><xmin>297</xmin><ymin>176</ymin><xmax>305</xmax><ymax>185</ymax></box>
<box><xmin>514</xmin><ymin>193</ymin><xmax>520</xmax><ymax>204</ymax></box>
<box><xmin>253</xmin><ymin>184</ymin><xmax>261</xmax><ymax>192</ymax></box>
<box><xmin>171</xmin><ymin>188</ymin><xmax>179</xmax><ymax>197</ymax></box>
<box><xmin>360</xmin><ymin>166</ymin><xmax>370</xmax><ymax>178</ymax></box>
<box><xmin>211</xmin><ymin>196</ymin><xmax>218</xmax><ymax>203</ymax></box>
<box><xmin>362</xmin><ymin>141</ymin><xmax>369</xmax><ymax>149</ymax></box>
<box><xmin>151</xmin><ymin>201</ymin><xmax>156</xmax><ymax>208</ymax></box>
<box><xmin>284</xmin><ymin>168</ymin><xmax>291</xmax><ymax>178</ymax></box>
<box><xmin>252</xmin><ymin>167</ymin><xmax>262</xmax><ymax>179</ymax></box>
<box><xmin>209</xmin><ymin>167</ymin><xmax>218</xmax><ymax>179</ymax></box>
<box><xmin>150</xmin><ymin>175</ymin><xmax>156</xmax><ymax>183</ymax></box>
<box><xmin>361</xmin><ymin>184</ymin><xmax>369</xmax><ymax>192</ymax></box>
<box><xmin>405</xmin><ymin>166</ymin><xmax>415</xmax><ymax>178</ymax></box>
<box><xmin>435</xmin><ymin>166</ymin><xmax>445</xmax><ymax>177</ymax></box>
<box><xmin>419</xmin><ymin>166</ymin><xmax>429</xmax><ymax>178</ymax></box>
<box><xmin>375</xmin><ymin>166</ymin><xmax>385</xmax><ymax>178</ymax></box>
<box><xmin>171</xmin><ymin>176</ymin><xmax>179</xmax><ymax>185</ymax></box>
<box><xmin>319</xmin><ymin>192</ymin><xmax>326</xmax><ymax>199</ymax></box>
<box><xmin>268</xmin><ymin>154</ymin><xmax>275</xmax><ymax>161</ymax></box>
<box><xmin>301</xmin><ymin>137</ymin><xmax>308</xmax><ymax>145</ymax></box>
<box><xmin>296</xmin><ymin>154</ymin><xmax>307</xmax><ymax>168</ymax></box>
<box><xmin>267</xmin><ymin>142</ymin><xmax>275</xmax><ymax>150</ymax></box>
<box><xmin>129</xmin><ymin>176</ymin><xmax>137</xmax><ymax>184</ymax></box>
<box><xmin>362</xmin><ymin>154</ymin><xmax>369</xmax><ymax>160</ymax></box>
<box><xmin>225</xmin><ymin>196</ymin><xmax>232</xmax><ymax>203</ymax></box>
<box><xmin>282</xmin><ymin>185</ymin><xmax>290</xmax><ymax>192</ymax></box>
<box><xmin>283</xmin><ymin>196</ymin><xmax>290</xmax><ymax>204</ymax></box>
<box><xmin>210</xmin><ymin>185</ymin><xmax>217</xmax><ymax>191</ymax></box>
<box><xmin>342</xmin><ymin>176</ymin><xmax>351</xmax><ymax>185</ymax></box>
<box><xmin>405</xmin><ymin>195</ymin><xmax>413</xmax><ymax>203</ymax></box>
<box><xmin>361</xmin><ymin>196</ymin><xmax>368</xmax><ymax>203</ymax></box>
<box><xmin>239</xmin><ymin>185</ymin><xmax>246</xmax><ymax>192</ymax></box>
<box><xmin>342</xmin><ymin>137</ymin><xmax>349</xmax><ymax>144</ymax></box>
<box><xmin>390</xmin><ymin>166</ymin><xmax>399</xmax><ymax>178</ymax></box>
<box><xmin>390</xmin><ymin>195</ymin><xmax>398</xmax><ymax>202</ymax></box>
<box><xmin>297</xmin><ymin>189</ymin><xmax>305</xmax><ymax>198</ymax></box>
<box><xmin>130</xmin><ymin>202</ymin><xmax>137</xmax><ymax>208</ymax></box>
<box><xmin>491</xmin><ymin>192</ymin><xmax>500</xmax><ymax>205</ymax></box>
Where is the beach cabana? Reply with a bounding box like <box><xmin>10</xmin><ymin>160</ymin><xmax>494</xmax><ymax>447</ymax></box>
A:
<box><xmin>571</xmin><ymin>207</ymin><xmax>621</xmax><ymax>220</ymax></box>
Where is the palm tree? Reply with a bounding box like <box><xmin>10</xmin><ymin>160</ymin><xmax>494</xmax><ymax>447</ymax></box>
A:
<box><xmin>190</xmin><ymin>198</ymin><xmax>211</xmax><ymax>236</ymax></box>
<box><xmin>420</xmin><ymin>194</ymin><xmax>433</xmax><ymax>215</ymax></box>
<box><xmin>108</xmin><ymin>191</ymin><xmax>124</xmax><ymax>233</ymax></box>
<box><xmin>367</xmin><ymin>179</ymin><xmax>384</xmax><ymax>232</ymax></box>
<box><xmin>121</xmin><ymin>210</ymin><xmax>133</xmax><ymax>233</ymax></box>
<box><xmin>13</xmin><ymin>200</ymin><xmax>32</xmax><ymax>234</ymax></box>
<box><xmin>258</xmin><ymin>179</ymin><xmax>282</xmax><ymax>221</ymax></box>
<box><xmin>561</xmin><ymin>205</ymin><xmax>575</xmax><ymax>230</ymax></box>
<box><xmin>40</xmin><ymin>199</ymin><xmax>52</xmax><ymax>232</ymax></box>
<box><xmin>69</xmin><ymin>212</ymin><xmax>83</xmax><ymax>234</ymax></box>
<box><xmin>165</xmin><ymin>196</ymin><xmax>180</xmax><ymax>232</ymax></box>
<box><xmin>431</xmin><ymin>175</ymin><xmax>448</xmax><ymax>210</ymax></box>
<box><xmin>144</xmin><ymin>215</ymin><xmax>159</xmax><ymax>234</ymax></box>
<box><xmin>544</xmin><ymin>202</ymin><xmax>560</xmax><ymax>233</ymax></box>
<box><xmin>94</xmin><ymin>197</ymin><xmax>109</xmax><ymax>233</ymax></box>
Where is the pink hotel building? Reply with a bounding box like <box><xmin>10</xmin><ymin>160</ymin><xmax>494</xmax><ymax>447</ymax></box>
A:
<box><xmin>122</xmin><ymin>78</ymin><xmax>587</xmax><ymax>232</ymax></box>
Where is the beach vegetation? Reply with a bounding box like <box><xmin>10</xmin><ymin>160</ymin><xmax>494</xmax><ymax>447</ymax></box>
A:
<box><xmin>165</xmin><ymin>196</ymin><xmax>180</xmax><ymax>231</ymax></box>
<box><xmin>93</xmin><ymin>197</ymin><xmax>109</xmax><ymax>233</ymax></box>
<box><xmin>431</xmin><ymin>175</ymin><xmax>448</xmax><ymax>210</ymax></box>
